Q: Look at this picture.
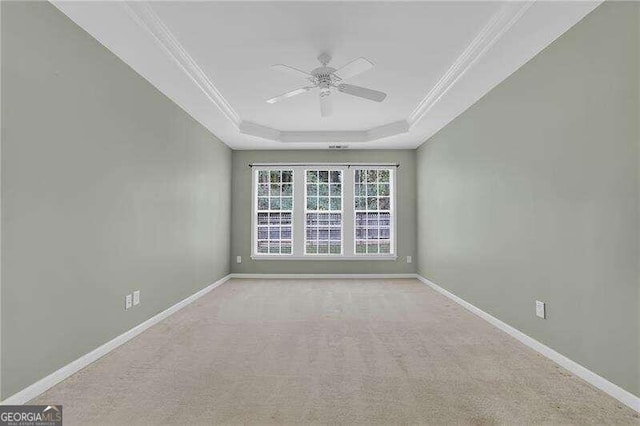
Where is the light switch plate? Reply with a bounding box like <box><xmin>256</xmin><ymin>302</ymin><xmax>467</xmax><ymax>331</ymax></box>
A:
<box><xmin>125</xmin><ymin>294</ymin><xmax>132</xmax><ymax>310</ymax></box>
<box><xmin>133</xmin><ymin>290</ymin><xmax>140</xmax><ymax>306</ymax></box>
<box><xmin>536</xmin><ymin>300</ymin><xmax>545</xmax><ymax>319</ymax></box>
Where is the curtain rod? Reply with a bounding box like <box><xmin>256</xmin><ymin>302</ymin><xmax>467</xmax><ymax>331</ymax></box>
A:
<box><xmin>248</xmin><ymin>162</ymin><xmax>400</xmax><ymax>168</ymax></box>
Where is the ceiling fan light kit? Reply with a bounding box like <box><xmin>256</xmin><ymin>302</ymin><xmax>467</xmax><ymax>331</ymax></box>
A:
<box><xmin>267</xmin><ymin>53</ymin><xmax>387</xmax><ymax>117</ymax></box>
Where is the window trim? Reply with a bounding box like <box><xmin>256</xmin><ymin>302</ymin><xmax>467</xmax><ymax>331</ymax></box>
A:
<box><xmin>251</xmin><ymin>164</ymin><xmax>397</xmax><ymax>260</ymax></box>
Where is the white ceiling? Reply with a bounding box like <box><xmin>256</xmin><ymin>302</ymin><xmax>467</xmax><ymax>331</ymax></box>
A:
<box><xmin>52</xmin><ymin>1</ymin><xmax>601</xmax><ymax>150</ymax></box>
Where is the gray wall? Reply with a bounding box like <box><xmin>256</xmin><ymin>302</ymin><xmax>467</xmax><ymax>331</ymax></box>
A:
<box><xmin>416</xmin><ymin>2</ymin><xmax>639</xmax><ymax>396</ymax></box>
<box><xmin>1</xmin><ymin>2</ymin><xmax>231</xmax><ymax>399</ymax></box>
<box><xmin>231</xmin><ymin>150</ymin><xmax>416</xmax><ymax>274</ymax></box>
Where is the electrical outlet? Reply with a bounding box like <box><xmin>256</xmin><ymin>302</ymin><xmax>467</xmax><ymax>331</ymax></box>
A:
<box><xmin>536</xmin><ymin>300</ymin><xmax>545</xmax><ymax>319</ymax></box>
<box><xmin>133</xmin><ymin>290</ymin><xmax>140</xmax><ymax>306</ymax></box>
<box><xmin>406</xmin><ymin>255</ymin><xmax>412</xmax><ymax>264</ymax></box>
<box><xmin>236</xmin><ymin>256</ymin><xmax>242</xmax><ymax>264</ymax></box>
<box><xmin>125</xmin><ymin>294</ymin><xmax>132</xmax><ymax>310</ymax></box>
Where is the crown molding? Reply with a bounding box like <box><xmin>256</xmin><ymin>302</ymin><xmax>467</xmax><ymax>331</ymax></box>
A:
<box><xmin>368</xmin><ymin>120</ymin><xmax>410</xmax><ymax>141</ymax></box>
<box><xmin>121</xmin><ymin>1</ymin><xmax>241</xmax><ymax>127</ymax></box>
<box><xmin>239</xmin><ymin>120</ymin><xmax>409</xmax><ymax>143</ymax></box>
<box><xmin>408</xmin><ymin>0</ymin><xmax>535</xmax><ymax>127</ymax></box>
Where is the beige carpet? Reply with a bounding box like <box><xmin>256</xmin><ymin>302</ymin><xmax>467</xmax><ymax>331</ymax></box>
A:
<box><xmin>32</xmin><ymin>278</ymin><xmax>639</xmax><ymax>425</ymax></box>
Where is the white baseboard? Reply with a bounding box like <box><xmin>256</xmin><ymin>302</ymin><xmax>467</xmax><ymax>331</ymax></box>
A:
<box><xmin>1</xmin><ymin>274</ymin><xmax>232</xmax><ymax>405</ymax></box>
<box><xmin>5</xmin><ymin>273</ymin><xmax>637</xmax><ymax>413</ymax></box>
<box><xmin>230</xmin><ymin>273</ymin><xmax>417</xmax><ymax>279</ymax></box>
<box><xmin>416</xmin><ymin>274</ymin><xmax>640</xmax><ymax>413</ymax></box>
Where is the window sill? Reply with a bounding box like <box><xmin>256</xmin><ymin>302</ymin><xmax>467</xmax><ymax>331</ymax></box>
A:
<box><xmin>251</xmin><ymin>255</ymin><xmax>398</xmax><ymax>261</ymax></box>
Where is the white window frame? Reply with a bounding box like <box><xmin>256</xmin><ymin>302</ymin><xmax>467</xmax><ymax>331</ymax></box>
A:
<box><xmin>303</xmin><ymin>168</ymin><xmax>344</xmax><ymax>256</ymax></box>
<box><xmin>352</xmin><ymin>166</ymin><xmax>396</xmax><ymax>257</ymax></box>
<box><xmin>251</xmin><ymin>163</ymin><xmax>397</xmax><ymax>260</ymax></box>
<box><xmin>252</xmin><ymin>168</ymin><xmax>295</xmax><ymax>256</ymax></box>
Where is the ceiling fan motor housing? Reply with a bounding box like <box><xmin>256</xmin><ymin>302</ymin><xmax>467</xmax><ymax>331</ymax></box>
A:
<box><xmin>311</xmin><ymin>66</ymin><xmax>339</xmax><ymax>88</ymax></box>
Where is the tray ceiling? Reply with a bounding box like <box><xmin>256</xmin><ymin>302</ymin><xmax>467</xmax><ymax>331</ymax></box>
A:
<box><xmin>52</xmin><ymin>1</ymin><xmax>601</xmax><ymax>149</ymax></box>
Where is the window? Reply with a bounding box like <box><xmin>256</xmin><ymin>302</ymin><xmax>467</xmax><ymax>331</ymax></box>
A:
<box><xmin>305</xmin><ymin>170</ymin><xmax>343</xmax><ymax>255</ymax></box>
<box><xmin>354</xmin><ymin>169</ymin><xmax>392</xmax><ymax>254</ymax></box>
<box><xmin>254</xmin><ymin>169</ymin><xmax>293</xmax><ymax>255</ymax></box>
<box><xmin>252</xmin><ymin>164</ymin><xmax>395</xmax><ymax>259</ymax></box>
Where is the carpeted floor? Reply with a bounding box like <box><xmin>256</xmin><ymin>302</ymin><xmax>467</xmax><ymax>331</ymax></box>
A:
<box><xmin>32</xmin><ymin>278</ymin><xmax>639</xmax><ymax>424</ymax></box>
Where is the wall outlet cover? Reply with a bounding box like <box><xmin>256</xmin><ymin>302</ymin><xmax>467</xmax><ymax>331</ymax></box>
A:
<box><xmin>125</xmin><ymin>294</ymin><xmax>132</xmax><ymax>310</ymax></box>
<box><xmin>236</xmin><ymin>256</ymin><xmax>242</xmax><ymax>264</ymax></box>
<box><xmin>406</xmin><ymin>255</ymin><xmax>412</xmax><ymax>264</ymax></box>
<box><xmin>133</xmin><ymin>290</ymin><xmax>140</xmax><ymax>306</ymax></box>
<box><xmin>536</xmin><ymin>300</ymin><xmax>545</xmax><ymax>319</ymax></box>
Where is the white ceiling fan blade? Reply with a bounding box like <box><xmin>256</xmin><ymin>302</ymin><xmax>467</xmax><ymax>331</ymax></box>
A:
<box><xmin>334</xmin><ymin>57</ymin><xmax>374</xmax><ymax>80</ymax></box>
<box><xmin>271</xmin><ymin>64</ymin><xmax>312</xmax><ymax>79</ymax></box>
<box><xmin>320</xmin><ymin>90</ymin><xmax>332</xmax><ymax>117</ymax></box>
<box><xmin>338</xmin><ymin>83</ymin><xmax>386</xmax><ymax>102</ymax></box>
<box><xmin>266</xmin><ymin>86</ymin><xmax>314</xmax><ymax>104</ymax></box>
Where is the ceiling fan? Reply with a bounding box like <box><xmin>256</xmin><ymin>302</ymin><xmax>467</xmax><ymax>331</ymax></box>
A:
<box><xmin>266</xmin><ymin>53</ymin><xmax>387</xmax><ymax>117</ymax></box>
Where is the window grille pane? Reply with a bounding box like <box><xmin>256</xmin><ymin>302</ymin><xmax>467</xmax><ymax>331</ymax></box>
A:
<box><xmin>281</xmin><ymin>197</ymin><xmax>293</xmax><ymax>210</ymax></box>
<box><xmin>318</xmin><ymin>197</ymin><xmax>329</xmax><ymax>211</ymax></box>
<box><xmin>379</xmin><ymin>197</ymin><xmax>390</xmax><ymax>210</ymax></box>
<box><xmin>258</xmin><ymin>227</ymin><xmax>267</xmax><ymax>239</ymax></box>
<box><xmin>282</xmin><ymin>227</ymin><xmax>292</xmax><ymax>239</ymax></box>
<box><xmin>367</xmin><ymin>197</ymin><xmax>378</xmax><ymax>210</ymax></box>
<box><xmin>269</xmin><ymin>227</ymin><xmax>280</xmax><ymax>239</ymax></box>
<box><xmin>307</xmin><ymin>197</ymin><xmax>318</xmax><ymax>210</ymax></box>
